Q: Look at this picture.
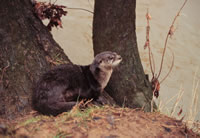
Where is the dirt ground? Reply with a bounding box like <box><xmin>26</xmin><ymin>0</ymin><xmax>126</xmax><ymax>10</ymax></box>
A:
<box><xmin>0</xmin><ymin>105</ymin><xmax>199</xmax><ymax>138</ymax></box>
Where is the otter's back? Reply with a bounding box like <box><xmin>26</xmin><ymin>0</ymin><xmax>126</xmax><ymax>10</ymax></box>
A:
<box><xmin>32</xmin><ymin>64</ymin><xmax>101</xmax><ymax>115</ymax></box>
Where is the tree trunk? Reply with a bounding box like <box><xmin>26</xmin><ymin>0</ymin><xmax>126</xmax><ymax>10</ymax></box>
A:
<box><xmin>93</xmin><ymin>0</ymin><xmax>153</xmax><ymax>111</ymax></box>
<box><xmin>0</xmin><ymin>0</ymin><xmax>70</xmax><ymax>119</ymax></box>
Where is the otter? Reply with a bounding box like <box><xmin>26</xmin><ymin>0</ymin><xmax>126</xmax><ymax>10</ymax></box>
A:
<box><xmin>32</xmin><ymin>51</ymin><xmax>122</xmax><ymax>116</ymax></box>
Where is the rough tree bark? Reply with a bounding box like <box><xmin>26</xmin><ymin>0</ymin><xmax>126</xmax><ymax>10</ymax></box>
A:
<box><xmin>0</xmin><ymin>0</ymin><xmax>70</xmax><ymax>119</ymax></box>
<box><xmin>93</xmin><ymin>0</ymin><xmax>153</xmax><ymax>111</ymax></box>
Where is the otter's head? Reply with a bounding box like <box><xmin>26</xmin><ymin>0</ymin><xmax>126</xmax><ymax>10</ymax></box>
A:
<box><xmin>90</xmin><ymin>51</ymin><xmax>122</xmax><ymax>76</ymax></box>
<box><xmin>90</xmin><ymin>51</ymin><xmax>122</xmax><ymax>89</ymax></box>
<box><xmin>92</xmin><ymin>51</ymin><xmax>122</xmax><ymax>71</ymax></box>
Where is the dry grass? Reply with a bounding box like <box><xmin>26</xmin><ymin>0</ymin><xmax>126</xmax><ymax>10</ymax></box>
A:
<box><xmin>156</xmin><ymin>68</ymin><xmax>200</xmax><ymax>135</ymax></box>
<box><xmin>145</xmin><ymin>0</ymin><xmax>199</xmax><ymax>133</ymax></box>
<box><xmin>186</xmin><ymin>68</ymin><xmax>200</xmax><ymax>134</ymax></box>
<box><xmin>1</xmin><ymin>105</ymin><xmax>199</xmax><ymax>138</ymax></box>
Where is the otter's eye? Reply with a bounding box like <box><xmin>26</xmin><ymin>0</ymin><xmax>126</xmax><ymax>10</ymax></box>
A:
<box><xmin>108</xmin><ymin>56</ymin><xmax>114</xmax><ymax>60</ymax></box>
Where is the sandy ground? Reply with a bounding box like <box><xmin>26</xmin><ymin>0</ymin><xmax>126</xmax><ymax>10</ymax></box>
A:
<box><xmin>38</xmin><ymin>0</ymin><xmax>200</xmax><ymax>121</ymax></box>
<box><xmin>0</xmin><ymin>106</ymin><xmax>199</xmax><ymax>138</ymax></box>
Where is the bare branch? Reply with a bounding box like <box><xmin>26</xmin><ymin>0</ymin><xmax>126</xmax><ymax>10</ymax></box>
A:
<box><xmin>151</xmin><ymin>51</ymin><xmax>156</xmax><ymax>75</ymax></box>
<box><xmin>157</xmin><ymin>0</ymin><xmax>188</xmax><ymax>78</ymax></box>
<box><xmin>145</xmin><ymin>9</ymin><xmax>155</xmax><ymax>77</ymax></box>
<box><xmin>160</xmin><ymin>47</ymin><xmax>174</xmax><ymax>84</ymax></box>
<box><xmin>66</xmin><ymin>7</ymin><xmax>94</xmax><ymax>14</ymax></box>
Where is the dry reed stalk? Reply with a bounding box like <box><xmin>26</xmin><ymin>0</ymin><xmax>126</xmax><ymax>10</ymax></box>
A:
<box><xmin>170</xmin><ymin>85</ymin><xmax>184</xmax><ymax>117</ymax></box>
<box><xmin>158</xmin><ymin>91</ymin><xmax>180</xmax><ymax>112</ymax></box>
<box><xmin>187</xmin><ymin>68</ymin><xmax>199</xmax><ymax>127</ymax></box>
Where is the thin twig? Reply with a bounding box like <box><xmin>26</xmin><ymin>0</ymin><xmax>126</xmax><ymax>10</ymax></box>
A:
<box><xmin>151</xmin><ymin>98</ymin><xmax>154</xmax><ymax>112</ymax></box>
<box><xmin>160</xmin><ymin>47</ymin><xmax>174</xmax><ymax>84</ymax></box>
<box><xmin>151</xmin><ymin>52</ymin><xmax>156</xmax><ymax>75</ymax></box>
<box><xmin>157</xmin><ymin>0</ymin><xmax>188</xmax><ymax>78</ymax></box>
<box><xmin>159</xmin><ymin>92</ymin><xmax>179</xmax><ymax>111</ymax></box>
<box><xmin>188</xmin><ymin>68</ymin><xmax>199</xmax><ymax>122</ymax></box>
<box><xmin>170</xmin><ymin>85</ymin><xmax>184</xmax><ymax>117</ymax></box>
<box><xmin>83</xmin><ymin>99</ymin><xmax>93</xmax><ymax>107</ymax></box>
<box><xmin>152</xmin><ymin>79</ymin><xmax>159</xmax><ymax>94</ymax></box>
<box><xmin>53</xmin><ymin>0</ymin><xmax>58</xmax><ymax>5</ymax></box>
<box><xmin>66</xmin><ymin>7</ymin><xmax>94</xmax><ymax>14</ymax></box>
<box><xmin>145</xmin><ymin>9</ymin><xmax>155</xmax><ymax>77</ymax></box>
